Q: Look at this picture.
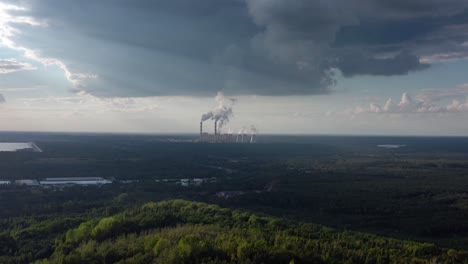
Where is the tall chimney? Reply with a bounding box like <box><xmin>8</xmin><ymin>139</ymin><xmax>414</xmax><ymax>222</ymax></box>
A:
<box><xmin>214</xmin><ymin>120</ymin><xmax>217</xmax><ymax>135</ymax></box>
<box><xmin>200</xmin><ymin>122</ymin><xmax>203</xmax><ymax>139</ymax></box>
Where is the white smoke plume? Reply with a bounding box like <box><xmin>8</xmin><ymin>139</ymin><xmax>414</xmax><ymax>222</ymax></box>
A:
<box><xmin>250</xmin><ymin>125</ymin><xmax>258</xmax><ymax>134</ymax></box>
<box><xmin>201</xmin><ymin>92</ymin><xmax>236</xmax><ymax>130</ymax></box>
<box><xmin>236</xmin><ymin>127</ymin><xmax>246</xmax><ymax>142</ymax></box>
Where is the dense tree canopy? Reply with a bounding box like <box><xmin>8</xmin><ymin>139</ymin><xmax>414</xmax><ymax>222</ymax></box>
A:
<box><xmin>28</xmin><ymin>200</ymin><xmax>468</xmax><ymax>264</ymax></box>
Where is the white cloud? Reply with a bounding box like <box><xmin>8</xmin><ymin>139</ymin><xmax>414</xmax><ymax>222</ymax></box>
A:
<box><xmin>17</xmin><ymin>92</ymin><xmax>160</xmax><ymax>113</ymax></box>
<box><xmin>369</xmin><ymin>103</ymin><xmax>382</xmax><ymax>113</ymax></box>
<box><xmin>349</xmin><ymin>87</ymin><xmax>468</xmax><ymax>115</ymax></box>
<box><xmin>0</xmin><ymin>58</ymin><xmax>35</xmax><ymax>73</ymax></box>
<box><xmin>0</xmin><ymin>86</ymin><xmax>42</xmax><ymax>92</ymax></box>
<box><xmin>397</xmin><ymin>93</ymin><xmax>415</xmax><ymax>111</ymax></box>
<box><xmin>416</xmin><ymin>83</ymin><xmax>468</xmax><ymax>103</ymax></box>
<box><xmin>383</xmin><ymin>98</ymin><xmax>397</xmax><ymax>112</ymax></box>
<box><xmin>0</xmin><ymin>3</ymin><xmax>95</xmax><ymax>89</ymax></box>
<box><xmin>419</xmin><ymin>51</ymin><xmax>468</xmax><ymax>64</ymax></box>
<box><xmin>447</xmin><ymin>98</ymin><xmax>468</xmax><ymax>112</ymax></box>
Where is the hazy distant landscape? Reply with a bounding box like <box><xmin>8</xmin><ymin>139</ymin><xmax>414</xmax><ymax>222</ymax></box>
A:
<box><xmin>1</xmin><ymin>132</ymin><xmax>468</xmax><ymax>263</ymax></box>
<box><xmin>3</xmin><ymin>0</ymin><xmax>468</xmax><ymax>262</ymax></box>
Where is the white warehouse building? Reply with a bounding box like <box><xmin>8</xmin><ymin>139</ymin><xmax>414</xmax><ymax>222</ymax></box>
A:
<box><xmin>40</xmin><ymin>177</ymin><xmax>112</xmax><ymax>186</ymax></box>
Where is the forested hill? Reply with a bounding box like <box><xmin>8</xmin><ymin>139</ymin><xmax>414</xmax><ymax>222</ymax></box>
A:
<box><xmin>29</xmin><ymin>200</ymin><xmax>466</xmax><ymax>264</ymax></box>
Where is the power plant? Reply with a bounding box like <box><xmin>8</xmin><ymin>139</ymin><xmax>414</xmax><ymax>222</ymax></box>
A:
<box><xmin>199</xmin><ymin>120</ymin><xmax>257</xmax><ymax>143</ymax></box>
<box><xmin>198</xmin><ymin>92</ymin><xmax>257</xmax><ymax>143</ymax></box>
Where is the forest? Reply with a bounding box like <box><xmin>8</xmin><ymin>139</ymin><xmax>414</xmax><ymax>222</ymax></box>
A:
<box><xmin>0</xmin><ymin>200</ymin><xmax>465</xmax><ymax>264</ymax></box>
<box><xmin>2</xmin><ymin>133</ymin><xmax>468</xmax><ymax>263</ymax></box>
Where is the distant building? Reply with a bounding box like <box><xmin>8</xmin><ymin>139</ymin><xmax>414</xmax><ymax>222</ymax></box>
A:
<box><xmin>173</xmin><ymin>178</ymin><xmax>217</xmax><ymax>187</ymax></box>
<box><xmin>40</xmin><ymin>177</ymin><xmax>112</xmax><ymax>186</ymax></box>
<box><xmin>200</xmin><ymin>132</ymin><xmax>236</xmax><ymax>143</ymax></box>
<box><xmin>193</xmin><ymin>178</ymin><xmax>204</xmax><ymax>186</ymax></box>
<box><xmin>0</xmin><ymin>180</ymin><xmax>11</xmax><ymax>185</ymax></box>
<box><xmin>15</xmin><ymin>179</ymin><xmax>40</xmax><ymax>187</ymax></box>
<box><xmin>216</xmin><ymin>191</ymin><xmax>245</xmax><ymax>198</ymax></box>
<box><xmin>179</xmin><ymin>179</ymin><xmax>189</xmax><ymax>187</ymax></box>
<box><xmin>199</xmin><ymin>121</ymin><xmax>256</xmax><ymax>143</ymax></box>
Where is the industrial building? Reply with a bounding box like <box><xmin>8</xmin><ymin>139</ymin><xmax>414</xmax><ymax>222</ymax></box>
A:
<box><xmin>39</xmin><ymin>177</ymin><xmax>112</xmax><ymax>186</ymax></box>
<box><xmin>199</xmin><ymin>121</ymin><xmax>257</xmax><ymax>143</ymax></box>
<box><xmin>15</xmin><ymin>179</ymin><xmax>40</xmax><ymax>187</ymax></box>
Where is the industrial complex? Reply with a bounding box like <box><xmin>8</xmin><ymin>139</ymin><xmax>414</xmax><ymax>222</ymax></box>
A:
<box><xmin>199</xmin><ymin>120</ymin><xmax>257</xmax><ymax>143</ymax></box>
<box><xmin>40</xmin><ymin>177</ymin><xmax>112</xmax><ymax>186</ymax></box>
<box><xmin>198</xmin><ymin>92</ymin><xmax>258</xmax><ymax>143</ymax></box>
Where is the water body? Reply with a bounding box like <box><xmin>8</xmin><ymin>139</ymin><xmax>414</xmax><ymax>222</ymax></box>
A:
<box><xmin>377</xmin><ymin>144</ymin><xmax>406</xmax><ymax>149</ymax></box>
<box><xmin>0</xmin><ymin>142</ymin><xmax>42</xmax><ymax>152</ymax></box>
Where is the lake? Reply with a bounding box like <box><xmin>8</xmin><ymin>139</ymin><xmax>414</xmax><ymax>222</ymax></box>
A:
<box><xmin>0</xmin><ymin>142</ymin><xmax>42</xmax><ymax>152</ymax></box>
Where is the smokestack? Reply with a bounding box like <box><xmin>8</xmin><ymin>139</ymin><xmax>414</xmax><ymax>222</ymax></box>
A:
<box><xmin>214</xmin><ymin>120</ymin><xmax>217</xmax><ymax>135</ymax></box>
<box><xmin>200</xmin><ymin>122</ymin><xmax>203</xmax><ymax>138</ymax></box>
<box><xmin>200</xmin><ymin>92</ymin><xmax>235</xmax><ymax>135</ymax></box>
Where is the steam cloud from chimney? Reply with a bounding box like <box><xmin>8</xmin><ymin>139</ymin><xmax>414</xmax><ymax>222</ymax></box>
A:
<box><xmin>250</xmin><ymin>125</ymin><xmax>258</xmax><ymax>135</ymax></box>
<box><xmin>201</xmin><ymin>92</ymin><xmax>236</xmax><ymax>130</ymax></box>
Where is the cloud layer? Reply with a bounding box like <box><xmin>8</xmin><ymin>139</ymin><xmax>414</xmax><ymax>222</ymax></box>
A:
<box><xmin>1</xmin><ymin>0</ymin><xmax>468</xmax><ymax>97</ymax></box>
<box><xmin>0</xmin><ymin>58</ymin><xmax>35</xmax><ymax>73</ymax></box>
<box><xmin>351</xmin><ymin>85</ymin><xmax>468</xmax><ymax>115</ymax></box>
<box><xmin>0</xmin><ymin>2</ymin><xmax>95</xmax><ymax>90</ymax></box>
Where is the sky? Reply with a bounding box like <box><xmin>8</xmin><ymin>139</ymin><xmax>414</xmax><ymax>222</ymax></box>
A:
<box><xmin>1</xmin><ymin>0</ymin><xmax>468</xmax><ymax>136</ymax></box>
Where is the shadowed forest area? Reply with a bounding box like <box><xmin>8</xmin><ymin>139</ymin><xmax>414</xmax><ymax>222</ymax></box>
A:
<box><xmin>2</xmin><ymin>133</ymin><xmax>468</xmax><ymax>263</ymax></box>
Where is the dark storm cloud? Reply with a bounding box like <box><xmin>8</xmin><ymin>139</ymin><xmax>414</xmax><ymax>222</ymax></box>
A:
<box><xmin>243</xmin><ymin>0</ymin><xmax>465</xmax><ymax>84</ymax></box>
<box><xmin>368</xmin><ymin>0</ymin><xmax>468</xmax><ymax>17</ymax></box>
<box><xmin>337</xmin><ymin>52</ymin><xmax>430</xmax><ymax>77</ymax></box>
<box><xmin>6</xmin><ymin>0</ymin><xmax>468</xmax><ymax>96</ymax></box>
